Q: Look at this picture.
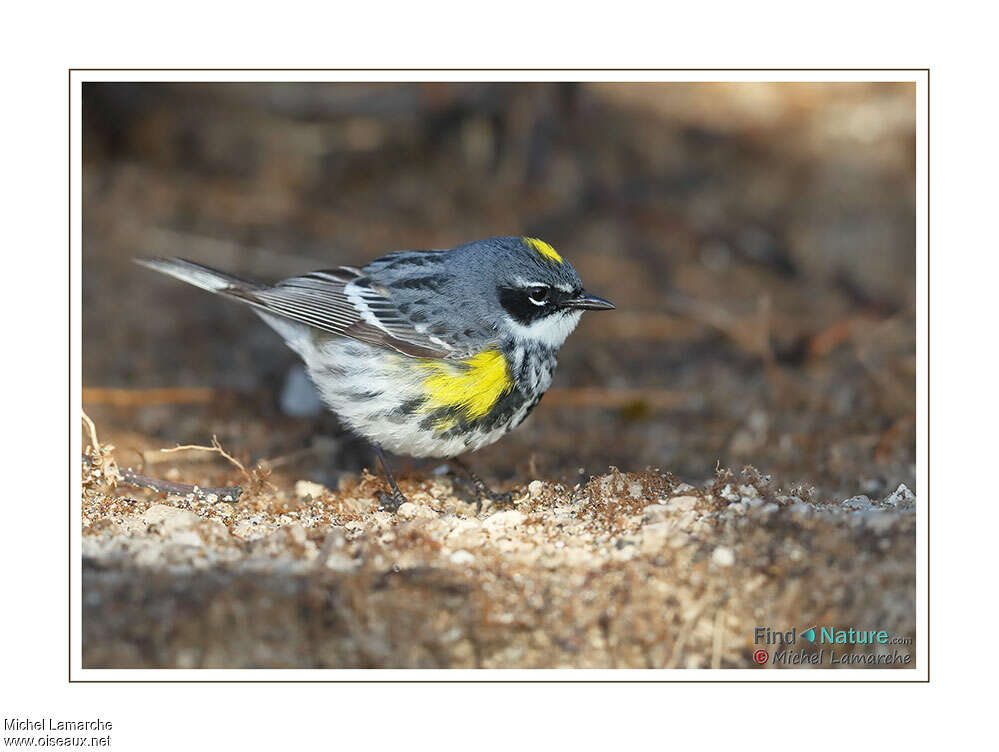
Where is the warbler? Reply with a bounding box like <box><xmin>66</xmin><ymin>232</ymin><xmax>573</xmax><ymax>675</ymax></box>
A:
<box><xmin>137</xmin><ymin>236</ymin><xmax>614</xmax><ymax>506</ymax></box>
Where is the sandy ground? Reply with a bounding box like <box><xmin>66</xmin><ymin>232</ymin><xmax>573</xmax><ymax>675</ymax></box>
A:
<box><xmin>82</xmin><ymin>441</ymin><xmax>915</xmax><ymax>669</ymax></box>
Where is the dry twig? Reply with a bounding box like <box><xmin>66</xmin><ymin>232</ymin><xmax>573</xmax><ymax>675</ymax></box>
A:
<box><xmin>80</xmin><ymin>454</ymin><xmax>242</xmax><ymax>501</ymax></box>
<box><xmin>81</xmin><ymin>410</ymin><xmax>118</xmax><ymax>491</ymax></box>
<box><xmin>80</xmin><ymin>415</ymin><xmax>244</xmax><ymax>500</ymax></box>
<box><xmin>160</xmin><ymin>435</ymin><xmax>250</xmax><ymax>480</ymax></box>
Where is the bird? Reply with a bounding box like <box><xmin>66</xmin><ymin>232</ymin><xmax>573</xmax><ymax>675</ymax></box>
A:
<box><xmin>137</xmin><ymin>236</ymin><xmax>614</xmax><ymax>508</ymax></box>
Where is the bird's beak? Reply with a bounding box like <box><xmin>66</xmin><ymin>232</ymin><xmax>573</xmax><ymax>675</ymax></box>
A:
<box><xmin>566</xmin><ymin>292</ymin><xmax>615</xmax><ymax>311</ymax></box>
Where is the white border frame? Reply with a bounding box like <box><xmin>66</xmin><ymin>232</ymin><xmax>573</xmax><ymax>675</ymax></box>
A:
<box><xmin>70</xmin><ymin>69</ymin><xmax>928</xmax><ymax>682</ymax></box>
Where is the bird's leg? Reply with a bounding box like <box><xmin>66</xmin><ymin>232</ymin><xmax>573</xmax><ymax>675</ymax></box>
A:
<box><xmin>372</xmin><ymin>444</ymin><xmax>408</xmax><ymax>511</ymax></box>
<box><xmin>450</xmin><ymin>457</ymin><xmax>514</xmax><ymax>511</ymax></box>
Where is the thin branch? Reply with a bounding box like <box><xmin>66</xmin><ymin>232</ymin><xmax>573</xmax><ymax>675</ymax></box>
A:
<box><xmin>80</xmin><ymin>454</ymin><xmax>242</xmax><ymax>501</ymax></box>
<box><xmin>160</xmin><ymin>435</ymin><xmax>250</xmax><ymax>480</ymax></box>
<box><xmin>81</xmin><ymin>410</ymin><xmax>118</xmax><ymax>490</ymax></box>
<box><xmin>81</xmin><ymin>410</ymin><xmax>101</xmax><ymax>449</ymax></box>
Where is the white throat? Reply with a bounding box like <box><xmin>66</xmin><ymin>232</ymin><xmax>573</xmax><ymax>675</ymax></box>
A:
<box><xmin>504</xmin><ymin>310</ymin><xmax>582</xmax><ymax>349</ymax></box>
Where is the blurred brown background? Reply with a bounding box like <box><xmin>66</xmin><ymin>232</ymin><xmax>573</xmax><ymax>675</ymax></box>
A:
<box><xmin>82</xmin><ymin>82</ymin><xmax>915</xmax><ymax>499</ymax></box>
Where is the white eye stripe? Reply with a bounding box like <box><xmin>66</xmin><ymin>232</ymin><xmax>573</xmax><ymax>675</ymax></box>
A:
<box><xmin>513</xmin><ymin>277</ymin><xmax>575</xmax><ymax>294</ymax></box>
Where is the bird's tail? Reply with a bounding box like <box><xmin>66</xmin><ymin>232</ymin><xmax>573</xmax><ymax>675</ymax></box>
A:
<box><xmin>134</xmin><ymin>257</ymin><xmax>262</xmax><ymax>295</ymax></box>
<box><xmin>135</xmin><ymin>257</ymin><xmax>314</xmax><ymax>358</ymax></box>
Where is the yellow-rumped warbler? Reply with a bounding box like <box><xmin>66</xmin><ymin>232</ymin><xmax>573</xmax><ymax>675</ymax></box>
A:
<box><xmin>138</xmin><ymin>236</ymin><xmax>614</xmax><ymax>507</ymax></box>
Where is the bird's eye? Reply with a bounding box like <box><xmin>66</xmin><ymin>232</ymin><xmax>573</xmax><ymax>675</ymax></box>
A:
<box><xmin>527</xmin><ymin>286</ymin><xmax>550</xmax><ymax>305</ymax></box>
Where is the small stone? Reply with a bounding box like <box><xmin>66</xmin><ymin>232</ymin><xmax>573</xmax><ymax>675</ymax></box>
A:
<box><xmin>842</xmin><ymin>495</ymin><xmax>873</xmax><ymax>511</ymax></box>
<box><xmin>483</xmin><ymin>510</ymin><xmax>526</xmax><ymax>530</ymax></box>
<box><xmin>528</xmin><ymin>480</ymin><xmax>545</xmax><ymax>498</ymax></box>
<box><xmin>712</xmin><ymin>546</ymin><xmax>735</xmax><ymax>567</ymax></box>
<box><xmin>450</xmin><ymin>549</ymin><xmax>476</xmax><ymax>565</ymax></box>
<box><xmin>882</xmin><ymin>483</ymin><xmax>916</xmax><ymax>509</ymax></box>
<box><xmin>295</xmin><ymin>480</ymin><xmax>328</xmax><ymax>499</ymax></box>
<box><xmin>397</xmin><ymin>502</ymin><xmax>436</xmax><ymax>520</ymax></box>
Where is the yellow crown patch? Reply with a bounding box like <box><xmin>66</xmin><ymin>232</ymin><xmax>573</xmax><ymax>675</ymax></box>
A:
<box><xmin>523</xmin><ymin>237</ymin><xmax>563</xmax><ymax>265</ymax></box>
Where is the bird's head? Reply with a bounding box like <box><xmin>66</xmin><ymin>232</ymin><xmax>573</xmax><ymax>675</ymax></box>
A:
<box><xmin>457</xmin><ymin>236</ymin><xmax>614</xmax><ymax>349</ymax></box>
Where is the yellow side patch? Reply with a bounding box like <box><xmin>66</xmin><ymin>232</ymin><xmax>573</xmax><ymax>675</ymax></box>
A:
<box><xmin>419</xmin><ymin>349</ymin><xmax>513</xmax><ymax>425</ymax></box>
<box><xmin>523</xmin><ymin>237</ymin><xmax>563</xmax><ymax>265</ymax></box>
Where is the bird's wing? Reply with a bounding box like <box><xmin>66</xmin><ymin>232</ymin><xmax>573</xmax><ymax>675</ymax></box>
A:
<box><xmin>229</xmin><ymin>268</ymin><xmax>454</xmax><ymax>359</ymax></box>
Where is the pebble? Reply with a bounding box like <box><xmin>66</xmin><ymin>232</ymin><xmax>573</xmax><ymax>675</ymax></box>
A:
<box><xmin>842</xmin><ymin>495</ymin><xmax>873</xmax><ymax>511</ymax></box>
<box><xmin>294</xmin><ymin>480</ymin><xmax>328</xmax><ymax>499</ymax></box>
<box><xmin>528</xmin><ymin>480</ymin><xmax>545</xmax><ymax>498</ymax></box>
<box><xmin>483</xmin><ymin>510</ymin><xmax>526</xmax><ymax>530</ymax></box>
<box><xmin>712</xmin><ymin>546</ymin><xmax>735</xmax><ymax>567</ymax></box>
<box><xmin>882</xmin><ymin>483</ymin><xmax>916</xmax><ymax>508</ymax></box>
<box><xmin>450</xmin><ymin>549</ymin><xmax>475</xmax><ymax>565</ymax></box>
<box><xmin>396</xmin><ymin>502</ymin><xmax>437</xmax><ymax>520</ymax></box>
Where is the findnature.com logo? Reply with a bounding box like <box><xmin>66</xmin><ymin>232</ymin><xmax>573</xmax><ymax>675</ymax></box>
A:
<box><xmin>752</xmin><ymin>626</ymin><xmax>913</xmax><ymax>666</ymax></box>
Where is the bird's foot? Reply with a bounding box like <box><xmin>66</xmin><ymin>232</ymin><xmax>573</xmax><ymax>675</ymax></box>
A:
<box><xmin>470</xmin><ymin>479</ymin><xmax>516</xmax><ymax>511</ymax></box>
<box><xmin>450</xmin><ymin>460</ymin><xmax>516</xmax><ymax>513</ymax></box>
<box><xmin>378</xmin><ymin>488</ymin><xmax>408</xmax><ymax>512</ymax></box>
<box><xmin>371</xmin><ymin>445</ymin><xmax>410</xmax><ymax>513</ymax></box>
